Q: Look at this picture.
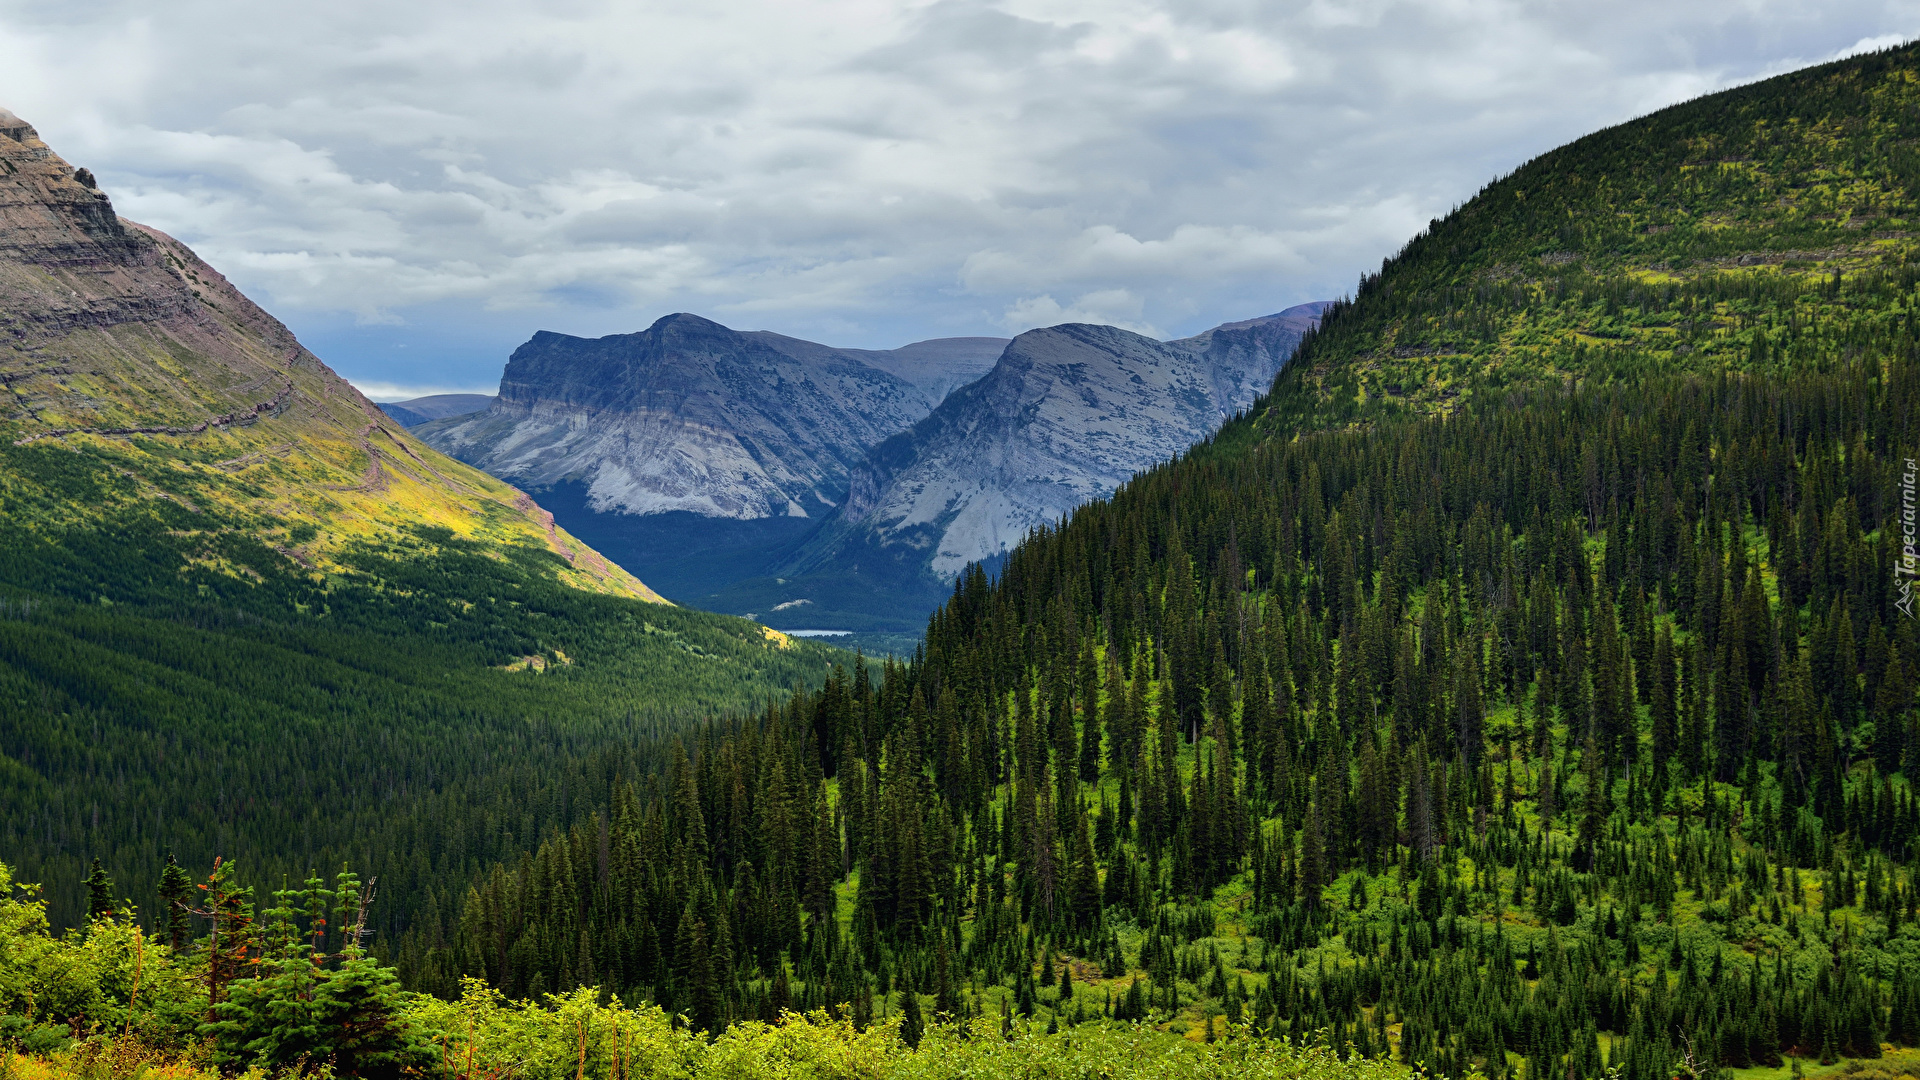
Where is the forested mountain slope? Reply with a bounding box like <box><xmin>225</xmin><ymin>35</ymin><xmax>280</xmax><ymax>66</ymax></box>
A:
<box><xmin>380</xmin><ymin>42</ymin><xmax>1920</xmax><ymax>1080</ymax></box>
<box><xmin>0</xmin><ymin>110</ymin><xmax>839</xmax><ymax>932</ymax></box>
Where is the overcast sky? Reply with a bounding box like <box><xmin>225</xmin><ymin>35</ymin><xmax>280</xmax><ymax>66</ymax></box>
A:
<box><xmin>2</xmin><ymin>1</ymin><xmax>1915</xmax><ymax>398</ymax></box>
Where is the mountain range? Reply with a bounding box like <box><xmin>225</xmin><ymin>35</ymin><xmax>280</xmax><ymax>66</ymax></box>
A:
<box><xmin>417</xmin><ymin>305</ymin><xmax>1323</xmax><ymax>637</ymax></box>
<box><xmin>793</xmin><ymin>308</ymin><xmax>1327</xmax><ymax>583</ymax></box>
<box><xmin>417</xmin><ymin>315</ymin><xmax>1003</xmax><ymax>523</ymax></box>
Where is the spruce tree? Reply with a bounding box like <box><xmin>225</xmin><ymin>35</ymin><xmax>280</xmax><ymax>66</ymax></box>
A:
<box><xmin>158</xmin><ymin>852</ymin><xmax>193</xmax><ymax>949</ymax></box>
<box><xmin>899</xmin><ymin>988</ymin><xmax>925</xmax><ymax>1048</ymax></box>
<box><xmin>84</xmin><ymin>858</ymin><xmax>114</xmax><ymax>923</ymax></box>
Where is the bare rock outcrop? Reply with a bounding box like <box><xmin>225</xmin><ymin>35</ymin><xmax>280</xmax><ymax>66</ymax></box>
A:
<box><xmin>417</xmin><ymin>315</ymin><xmax>1005</xmax><ymax>520</ymax></box>
<box><xmin>792</xmin><ymin>304</ymin><xmax>1328</xmax><ymax>582</ymax></box>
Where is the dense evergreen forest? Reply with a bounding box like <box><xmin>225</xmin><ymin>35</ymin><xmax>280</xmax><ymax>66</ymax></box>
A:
<box><xmin>382</xmin><ymin>43</ymin><xmax>1920</xmax><ymax>1079</ymax></box>
<box><xmin>15</xmin><ymin>34</ymin><xmax>1920</xmax><ymax>1080</ymax></box>
<box><xmin>0</xmin><ymin>440</ymin><xmax>839</xmax><ymax>936</ymax></box>
<box><xmin>398</xmin><ymin>354</ymin><xmax>1920</xmax><ymax>1078</ymax></box>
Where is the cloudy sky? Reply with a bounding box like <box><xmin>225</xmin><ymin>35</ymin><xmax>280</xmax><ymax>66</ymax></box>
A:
<box><xmin>2</xmin><ymin>1</ymin><xmax>1914</xmax><ymax>398</ymax></box>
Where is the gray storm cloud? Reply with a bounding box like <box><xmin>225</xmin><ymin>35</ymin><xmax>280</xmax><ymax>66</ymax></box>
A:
<box><xmin>0</xmin><ymin>0</ymin><xmax>1912</xmax><ymax>394</ymax></box>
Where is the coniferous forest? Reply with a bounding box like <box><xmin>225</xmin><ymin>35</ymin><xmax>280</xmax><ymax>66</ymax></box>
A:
<box><xmin>13</xmin><ymin>36</ymin><xmax>1920</xmax><ymax>1080</ymax></box>
<box><xmin>397</xmin><ymin>355</ymin><xmax>1920</xmax><ymax>1079</ymax></box>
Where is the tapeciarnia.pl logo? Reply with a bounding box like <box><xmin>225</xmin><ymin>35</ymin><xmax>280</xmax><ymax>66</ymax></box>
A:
<box><xmin>1900</xmin><ymin>457</ymin><xmax>1918</xmax><ymax>618</ymax></box>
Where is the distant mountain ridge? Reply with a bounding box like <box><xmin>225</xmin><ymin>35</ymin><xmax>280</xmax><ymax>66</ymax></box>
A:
<box><xmin>730</xmin><ymin>305</ymin><xmax>1326</xmax><ymax>630</ymax></box>
<box><xmin>418</xmin><ymin>305</ymin><xmax>1322</xmax><ymax>634</ymax></box>
<box><xmin>746</xmin><ymin>332</ymin><xmax>1011</xmax><ymax>411</ymax></box>
<box><xmin>418</xmin><ymin>315</ymin><xmax>1005</xmax><ymax>521</ymax></box>
<box><xmin>823</xmin><ymin>304</ymin><xmax>1328</xmax><ymax>581</ymax></box>
<box><xmin>377</xmin><ymin>393</ymin><xmax>494</xmax><ymax>427</ymax></box>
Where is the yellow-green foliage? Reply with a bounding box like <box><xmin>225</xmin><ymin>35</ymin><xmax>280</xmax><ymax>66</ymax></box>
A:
<box><xmin>0</xmin><ymin>866</ymin><xmax>200</xmax><ymax>1049</ymax></box>
<box><xmin>0</xmin><ymin>866</ymin><xmax>1424</xmax><ymax>1080</ymax></box>
<box><xmin>0</xmin><ymin>1015</ymin><xmax>1419</xmax><ymax>1080</ymax></box>
<box><xmin>405</xmin><ymin>980</ymin><xmax>1416</xmax><ymax>1080</ymax></box>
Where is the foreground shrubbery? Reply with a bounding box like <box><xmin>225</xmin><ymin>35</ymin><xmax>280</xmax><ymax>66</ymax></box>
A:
<box><xmin>0</xmin><ymin>1012</ymin><xmax>1417</xmax><ymax>1080</ymax></box>
<box><xmin>0</xmin><ymin>858</ymin><xmax>1420</xmax><ymax>1080</ymax></box>
<box><xmin>411</xmin><ymin>984</ymin><xmax>1417</xmax><ymax>1080</ymax></box>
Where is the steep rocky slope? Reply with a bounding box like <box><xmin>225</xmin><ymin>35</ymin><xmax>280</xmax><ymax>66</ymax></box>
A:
<box><xmin>0</xmin><ymin>107</ymin><xmax>660</xmax><ymax>602</ymax></box>
<box><xmin>412</xmin><ymin>316</ymin><xmax>1004</xmax><ymax>604</ymax></box>
<box><xmin>788</xmin><ymin>305</ymin><xmax>1326</xmax><ymax>583</ymax></box>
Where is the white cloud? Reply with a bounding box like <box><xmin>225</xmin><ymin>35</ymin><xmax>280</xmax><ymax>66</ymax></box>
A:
<box><xmin>1836</xmin><ymin>33</ymin><xmax>1911</xmax><ymax>58</ymax></box>
<box><xmin>348</xmin><ymin>379</ymin><xmax>500</xmax><ymax>402</ymax></box>
<box><xmin>1002</xmin><ymin>289</ymin><xmax>1157</xmax><ymax>335</ymax></box>
<box><xmin>0</xmin><ymin>0</ymin><xmax>1915</xmax><ymax>388</ymax></box>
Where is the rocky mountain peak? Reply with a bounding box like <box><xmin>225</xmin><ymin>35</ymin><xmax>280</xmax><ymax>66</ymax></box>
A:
<box><xmin>421</xmin><ymin>314</ymin><xmax>988</xmax><ymax>522</ymax></box>
<box><xmin>794</xmin><ymin>307</ymin><xmax>1322</xmax><ymax>586</ymax></box>
<box><xmin>0</xmin><ymin>108</ymin><xmax>134</xmax><ymax>266</ymax></box>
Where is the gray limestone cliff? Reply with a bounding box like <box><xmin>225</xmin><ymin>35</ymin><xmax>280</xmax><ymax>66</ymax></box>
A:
<box><xmin>416</xmin><ymin>315</ymin><xmax>1004</xmax><ymax>520</ymax></box>
<box><xmin>787</xmin><ymin>304</ymin><xmax>1327</xmax><ymax>583</ymax></box>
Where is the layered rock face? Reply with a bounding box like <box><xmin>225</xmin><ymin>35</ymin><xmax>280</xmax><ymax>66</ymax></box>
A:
<box><xmin>0</xmin><ymin>108</ymin><xmax>657</xmax><ymax>602</ymax></box>
<box><xmin>417</xmin><ymin>315</ymin><xmax>1005</xmax><ymax>520</ymax></box>
<box><xmin>797</xmin><ymin>305</ymin><xmax>1326</xmax><ymax>582</ymax></box>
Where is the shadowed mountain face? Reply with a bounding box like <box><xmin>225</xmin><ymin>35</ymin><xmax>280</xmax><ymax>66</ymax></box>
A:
<box><xmin>0</xmin><ymin>107</ymin><xmax>658</xmax><ymax>603</ymax></box>
<box><xmin>745</xmin><ymin>332</ymin><xmax>1007</xmax><ymax>411</ymax></box>
<box><xmin>417</xmin><ymin>315</ymin><xmax>1004</xmax><ymax>523</ymax></box>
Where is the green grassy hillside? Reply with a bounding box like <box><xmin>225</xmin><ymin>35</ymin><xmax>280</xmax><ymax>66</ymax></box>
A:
<box><xmin>1255</xmin><ymin>43</ymin><xmax>1920</xmax><ymax>434</ymax></box>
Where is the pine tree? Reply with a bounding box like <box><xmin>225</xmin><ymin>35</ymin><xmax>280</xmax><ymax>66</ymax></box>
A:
<box><xmin>1680</xmin><ymin>633</ymin><xmax>1706</xmax><ymax>779</ymax></box>
<box><xmin>158</xmin><ymin>852</ymin><xmax>193</xmax><ymax>950</ymax></box>
<box><xmin>1300</xmin><ymin>791</ymin><xmax>1327</xmax><ymax>906</ymax></box>
<box><xmin>84</xmin><ymin>858</ymin><xmax>114</xmax><ymax>923</ymax></box>
<box><xmin>1576</xmin><ymin>739</ymin><xmax>1607</xmax><ymax>871</ymax></box>
<box><xmin>899</xmin><ymin>988</ymin><xmax>925</xmax><ymax>1049</ymax></box>
<box><xmin>1650</xmin><ymin>622</ymin><xmax>1677</xmax><ymax>773</ymax></box>
<box><xmin>1455</xmin><ymin>637</ymin><xmax>1485</xmax><ymax>766</ymax></box>
<box><xmin>188</xmin><ymin>858</ymin><xmax>256</xmax><ymax>1013</ymax></box>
